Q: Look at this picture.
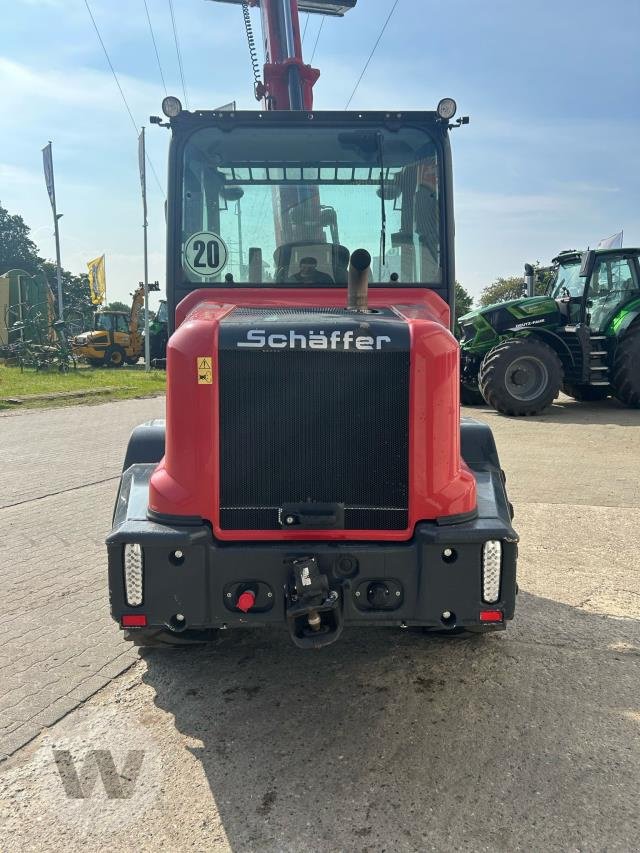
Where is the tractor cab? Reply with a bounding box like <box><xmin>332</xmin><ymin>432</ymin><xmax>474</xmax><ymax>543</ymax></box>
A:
<box><xmin>548</xmin><ymin>249</ymin><xmax>640</xmax><ymax>333</ymax></box>
<box><xmin>167</xmin><ymin>110</ymin><xmax>453</xmax><ymax>329</ymax></box>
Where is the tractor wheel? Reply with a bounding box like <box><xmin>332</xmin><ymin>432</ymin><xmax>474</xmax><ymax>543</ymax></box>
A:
<box><xmin>562</xmin><ymin>384</ymin><xmax>610</xmax><ymax>402</ymax></box>
<box><xmin>611</xmin><ymin>324</ymin><xmax>640</xmax><ymax>408</ymax></box>
<box><xmin>460</xmin><ymin>381</ymin><xmax>485</xmax><ymax>406</ymax></box>
<box><xmin>479</xmin><ymin>337</ymin><xmax>563</xmax><ymax>416</ymax></box>
<box><xmin>104</xmin><ymin>345</ymin><xmax>126</xmax><ymax>368</ymax></box>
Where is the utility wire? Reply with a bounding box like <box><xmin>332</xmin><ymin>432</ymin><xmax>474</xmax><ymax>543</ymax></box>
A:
<box><xmin>344</xmin><ymin>0</ymin><xmax>400</xmax><ymax>109</ymax></box>
<box><xmin>168</xmin><ymin>0</ymin><xmax>189</xmax><ymax>108</ymax></box>
<box><xmin>301</xmin><ymin>13</ymin><xmax>310</xmax><ymax>45</ymax></box>
<box><xmin>83</xmin><ymin>0</ymin><xmax>165</xmax><ymax>196</ymax></box>
<box><xmin>143</xmin><ymin>0</ymin><xmax>168</xmax><ymax>96</ymax></box>
<box><xmin>309</xmin><ymin>17</ymin><xmax>325</xmax><ymax>64</ymax></box>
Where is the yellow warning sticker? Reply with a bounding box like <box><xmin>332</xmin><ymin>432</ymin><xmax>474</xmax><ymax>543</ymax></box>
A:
<box><xmin>197</xmin><ymin>356</ymin><xmax>213</xmax><ymax>385</ymax></box>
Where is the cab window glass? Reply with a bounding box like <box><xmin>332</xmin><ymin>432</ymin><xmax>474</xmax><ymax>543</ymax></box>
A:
<box><xmin>95</xmin><ymin>314</ymin><xmax>114</xmax><ymax>332</ymax></box>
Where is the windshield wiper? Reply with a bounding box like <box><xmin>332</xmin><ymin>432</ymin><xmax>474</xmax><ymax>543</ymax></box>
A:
<box><xmin>376</xmin><ymin>132</ymin><xmax>387</xmax><ymax>270</ymax></box>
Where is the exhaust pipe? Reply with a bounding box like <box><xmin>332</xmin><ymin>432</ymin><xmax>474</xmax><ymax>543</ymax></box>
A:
<box><xmin>524</xmin><ymin>262</ymin><xmax>535</xmax><ymax>298</ymax></box>
<box><xmin>348</xmin><ymin>248</ymin><xmax>371</xmax><ymax>312</ymax></box>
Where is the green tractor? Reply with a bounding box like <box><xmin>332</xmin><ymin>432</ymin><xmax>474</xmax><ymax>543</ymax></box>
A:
<box><xmin>459</xmin><ymin>248</ymin><xmax>640</xmax><ymax>415</ymax></box>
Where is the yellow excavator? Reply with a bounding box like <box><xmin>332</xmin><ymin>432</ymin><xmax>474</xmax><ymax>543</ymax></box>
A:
<box><xmin>72</xmin><ymin>283</ymin><xmax>159</xmax><ymax>367</ymax></box>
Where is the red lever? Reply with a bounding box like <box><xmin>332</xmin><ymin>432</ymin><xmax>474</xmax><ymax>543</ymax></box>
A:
<box><xmin>236</xmin><ymin>590</ymin><xmax>256</xmax><ymax>613</ymax></box>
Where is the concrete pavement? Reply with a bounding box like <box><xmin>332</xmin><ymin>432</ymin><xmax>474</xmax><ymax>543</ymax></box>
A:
<box><xmin>0</xmin><ymin>394</ymin><xmax>638</xmax><ymax>851</ymax></box>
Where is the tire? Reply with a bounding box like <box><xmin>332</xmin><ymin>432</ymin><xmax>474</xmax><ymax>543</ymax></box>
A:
<box><xmin>611</xmin><ymin>323</ymin><xmax>640</xmax><ymax>407</ymax></box>
<box><xmin>104</xmin><ymin>344</ymin><xmax>126</xmax><ymax>368</ymax></box>
<box><xmin>479</xmin><ymin>337</ymin><xmax>563</xmax><ymax>416</ymax></box>
<box><xmin>562</xmin><ymin>384</ymin><xmax>610</xmax><ymax>402</ymax></box>
<box><xmin>460</xmin><ymin>381</ymin><xmax>485</xmax><ymax>406</ymax></box>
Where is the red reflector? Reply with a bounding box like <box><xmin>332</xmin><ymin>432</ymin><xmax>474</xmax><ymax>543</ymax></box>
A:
<box><xmin>236</xmin><ymin>590</ymin><xmax>256</xmax><ymax>613</ymax></box>
<box><xmin>479</xmin><ymin>610</ymin><xmax>503</xmax><ymax>623</ymax></box>
<box><xmin>121</xmin><ymin>614</ymin><xmax>147</xmax><ymax>627</ymax></box>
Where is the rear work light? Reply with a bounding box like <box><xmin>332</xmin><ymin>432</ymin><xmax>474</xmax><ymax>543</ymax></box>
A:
<box><xmin>124</xmin><ymin>543</ymin><xmax>144</xmax><ymax>607</ymax></box>
<box><xmin>482</xmin><ymin>540</ymin><xmax>502</xmax><ymax>603</ymax></box>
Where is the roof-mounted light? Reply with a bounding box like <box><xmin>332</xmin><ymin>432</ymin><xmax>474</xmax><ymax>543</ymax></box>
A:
<box><xmin>162</xmin><ymin>96</ymin><xmax>183</xmax><ymax>118</ymax></box>
<box><xmin>437</xmin><ymin>98</ymin><xmax>457</xmax><ymax>121</ymax></box>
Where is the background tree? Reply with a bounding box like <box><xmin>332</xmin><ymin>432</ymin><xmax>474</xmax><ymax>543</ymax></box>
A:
<box><xmin>0</xmin><ymin>201</ymin><xmax>41</xmax><ymax>275</ymax></box>
<box><xmin>104</xmin><ymin>300</ymin><xmax>130</xmax><ymax>313</ymax></box>
<box><xmin>479</xmin><ymin>263</ymin><xmax>552</xmax><ymax>308</ymax></box>
<box><xmin>479</xmin><ymin>275</ymin><xmax>526</xmax><ymax>307</ymax></box>
<box><xmin>455</xmin><ymin>281</ymin><xmax>473</xmax><ymax>325</ymax></box>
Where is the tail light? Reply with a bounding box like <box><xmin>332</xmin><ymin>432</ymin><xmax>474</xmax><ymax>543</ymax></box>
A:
<box><xmin>482</xmin><ymin>540</ymin><xmax>502</xmax><ymax>603</ymax></box>
<box><xmin>124</xmin><ymin>543</ymin><xmax>144</xmax><ymax>606</ymax></box>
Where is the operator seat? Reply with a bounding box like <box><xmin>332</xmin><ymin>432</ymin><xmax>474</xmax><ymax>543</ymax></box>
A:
<box><xmin>274</xmin><ymin>242</ymin><xmax>349</xmax><ymax>284</ymax></box>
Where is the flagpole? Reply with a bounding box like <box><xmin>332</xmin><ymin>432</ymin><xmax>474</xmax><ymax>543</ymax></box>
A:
<box><xmin>43</xmin><ymin>141</ymin><xmax>64</xmax><ymax>321</ymax></box>
<box><xmin>139</xmin><ymin>127</ymin><xmax>150</xmax><ymax>372</ymax></box>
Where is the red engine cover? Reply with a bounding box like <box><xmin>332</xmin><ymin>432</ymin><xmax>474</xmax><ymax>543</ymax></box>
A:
<box><xmin>148</xmin><ymin>287</ymin><xmax>476</xmax><ymax>541</ymax></box>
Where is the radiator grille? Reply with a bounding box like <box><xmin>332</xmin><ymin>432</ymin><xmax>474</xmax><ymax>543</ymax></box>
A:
<box><xmin>218</xmin><ymin>347</ymin><xmax>410</xmax><ymax>530</ymax></box>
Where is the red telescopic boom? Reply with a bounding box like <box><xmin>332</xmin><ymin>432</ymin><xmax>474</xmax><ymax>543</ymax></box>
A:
<box><xmin>207</xmin><ymin>1</ymin><xmax>357</xmax><ymax>109</ymax></box>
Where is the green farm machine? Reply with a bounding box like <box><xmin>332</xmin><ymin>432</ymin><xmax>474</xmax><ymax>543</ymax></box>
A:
<box><xmin>459</xmin><ymin>248</ymin><xmax>640</xmax><ymax>415</ymax></box>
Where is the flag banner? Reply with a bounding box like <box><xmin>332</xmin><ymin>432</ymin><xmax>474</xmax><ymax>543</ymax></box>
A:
<box><xmin>138</xmin><ymin>128</ymin><xmax>147</xmax><ymax>224</ymax></box>
<box><xmin>87</xmin><ymin>255</ymin><xmax>106</xmax><ymax>305</ymax></box>
<box><xmin>42</xmin><ymin>142</ymin><xmax>55</xmax><ymax>209</ymax></box>
<box><xmin>597</xmin><ymin>231</ymin><xmax>623</xmax><ymax>250</ymax></box>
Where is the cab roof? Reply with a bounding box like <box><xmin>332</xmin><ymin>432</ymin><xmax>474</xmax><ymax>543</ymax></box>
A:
<box><xmin>552</xmin><ymin>248</ymin><xmax>640</xmax><ymax>264</ymax></box>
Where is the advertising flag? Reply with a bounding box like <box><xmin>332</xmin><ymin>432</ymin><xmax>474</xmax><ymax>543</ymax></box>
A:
<box><xmin>597</xmin><ymin>231</ymin><xmax>623</xmax><ymax>250</ymax></box>
<box><xmin>138</xmin><ymin>129</ymin><xmax>147</xmax><ymax>221</ymax></box>
<box><xmin>87</xmin><ymin>255</ymin><xmax>106</xmax><ymax>305</ymax></box>
<box><xmin>42</xmin><ymin>142</ymin><xmax>56</xmax><ymax>209</ymax></box>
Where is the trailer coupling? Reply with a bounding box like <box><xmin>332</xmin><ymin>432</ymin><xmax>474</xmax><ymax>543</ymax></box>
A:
<box><xmin>286</xmin><ymin>556</ymin><xmax>344</xmax><ymax>648</ymax></box>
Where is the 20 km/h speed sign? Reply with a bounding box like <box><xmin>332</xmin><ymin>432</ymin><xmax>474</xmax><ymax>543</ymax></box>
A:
<box><xmin>184</xmin><ymin>231</ymin><xmax>228</xmax><ymax>277</ymax></box>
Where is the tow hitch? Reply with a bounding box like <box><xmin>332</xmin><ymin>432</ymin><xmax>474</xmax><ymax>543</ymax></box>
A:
<box><xmin>286</xmin><ymin>556</ymin><xmax>343</xmax><ymax>648</ymax></box>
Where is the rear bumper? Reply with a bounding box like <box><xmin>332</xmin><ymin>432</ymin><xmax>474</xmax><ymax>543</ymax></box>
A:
<box><xmin>107</xmin><ymin>461</ymin><xmax>518</xmax><ymax>641</ymax></box>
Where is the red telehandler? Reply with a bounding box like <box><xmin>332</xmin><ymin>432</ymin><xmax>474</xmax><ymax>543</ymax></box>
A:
<box><xmin>107</xmin><ymin>0</ymin><xmax>518</xmax><ymax>648</ymax></box>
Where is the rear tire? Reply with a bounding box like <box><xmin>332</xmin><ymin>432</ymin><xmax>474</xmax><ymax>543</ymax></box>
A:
<box><xmin>104</xmin><ymin>344</ymin><xmax>125</xmax><ymax>368</ymax></box>
<box><xmin>611</xmin><ymin>324</ymin><xmax>640</xmax><ymax>407</ymax></box>
<box><xmin>479</xmin><ymin>337</ymin><xmax>563</xmax><ymax>416</ymax></box>
<box><xmin>562</xmin><ymin>384</ymin><xmax>610</xmax><ymax>401</ymax></box>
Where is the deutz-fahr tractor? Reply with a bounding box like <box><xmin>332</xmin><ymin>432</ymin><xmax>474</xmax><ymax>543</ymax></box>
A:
<box><xmin>107</xmin><ymin>0</ymin><xmax>518</xmax><ymax>649</ymax></box>
<box><xmin>459</xmin><ymin>248</ymin><xmax>640</xmax><ymax>415</ymax></box>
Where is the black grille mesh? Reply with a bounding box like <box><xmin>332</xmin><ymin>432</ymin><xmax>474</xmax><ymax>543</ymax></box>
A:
<box><xmin>219</xmin><ymin>349</ymin><xmax>409</xmax><ymax>530</ymax></box>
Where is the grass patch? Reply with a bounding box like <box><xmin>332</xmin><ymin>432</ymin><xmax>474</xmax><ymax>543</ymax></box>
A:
<box><xmin>0</xmin><ymin>364</ymin><xmax>166</xmax><ymax>410</ymax></box>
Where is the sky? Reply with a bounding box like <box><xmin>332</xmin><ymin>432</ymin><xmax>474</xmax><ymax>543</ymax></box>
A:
<box><xmin>1</xmin><ymin>0</ymin><xmax>639</xmax><ymax>308</ymax></box>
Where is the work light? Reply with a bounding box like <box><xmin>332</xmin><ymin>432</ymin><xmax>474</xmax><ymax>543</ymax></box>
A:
<box><xmin>481</xmin><ymin>540</ymin><xmax>502</xmax><ymax>603</ymax></box>
<box><xmin>437</xmin><ymin>98</ymin><xmax>457</xmax><ymax>120</ymax></box>
<box><xmin>162</xmin><ymin>96</ymin><xmax>183</xmax><ymax>118</ymax></box>
<box><xmin>124</xmin><ymin>543</ymin><xmax>144</xmax><ymax>607</ymax></box>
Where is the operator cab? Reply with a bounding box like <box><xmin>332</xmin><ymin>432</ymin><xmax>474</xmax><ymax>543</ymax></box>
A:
<box><xmin>167</xmin><ymin>110</ymin><xmax>454</xmax><ymax>330</ymax></box>
<box><xmin>549</xmin><ymin>249</ymin><xmax>640</xmax><ymax>331</ymax></box>
<box><xmin>94</xmin><ymin>312</ymin><xmax>129</xmax><ymax>334</ymax></box>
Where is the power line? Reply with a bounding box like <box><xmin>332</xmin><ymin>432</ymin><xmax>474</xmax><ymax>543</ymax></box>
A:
<box><xmin>83</xmin><ymin>0</ymin><xmax>165</xmax><ymax>197</ymax></box>
<box><xmin>143</xmin><ymin>0</ymin><xmax>168</xmax><ymax>96</ymax></box>
<box><xmin>301</xmin><ymin>13</ymin><xmax>310</xmax><ymax>45</ymax></box>
<box><xmin>168</xmin><ymin>0</ymin><xmax>189</xmax><ymax>108</ymax></box>
<box><xmin>310</xmin><ymin>17</ymin><xmax>325</xmax><ymax>64</ymax></box>
<box><xmin>344</xmin><ymin>0</ymin><xmax>400</xmax><ymax>110</ymax></box>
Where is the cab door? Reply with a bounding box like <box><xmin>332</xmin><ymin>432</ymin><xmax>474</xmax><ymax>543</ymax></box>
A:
<box><xmin>586</xmin><ymin>255</ymin><xmax>639</xmax><ymax>332</ymax></box>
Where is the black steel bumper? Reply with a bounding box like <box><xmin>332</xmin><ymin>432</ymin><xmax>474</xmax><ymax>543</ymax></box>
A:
<box><xmin>107</xmin><ymin>450</ymin><xmax>518</xmax><ymax>646</ymax></box>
